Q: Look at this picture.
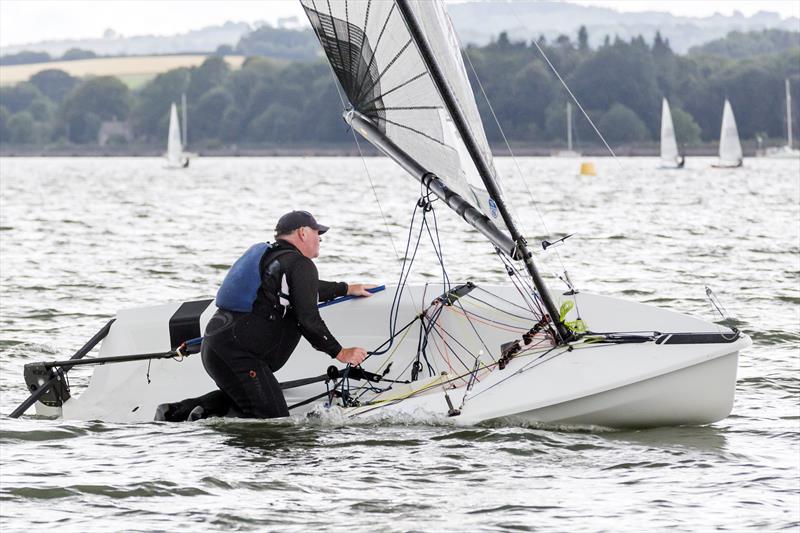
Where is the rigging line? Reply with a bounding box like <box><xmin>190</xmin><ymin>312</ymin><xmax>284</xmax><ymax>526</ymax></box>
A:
<box><xmin>473</xmin><ymin>285</ymin><xmax>539</xmax><ymax>315</ymax></box>
<box><xmin>497</xmin><ymin>251</ymin><xmax>542</xmax><ymax>316</ymax></box>
<box><xmin>313</xmin><ymin>10</ymin><xmax>423</xmax><ymax>329</ymax></box>
<box><xmin>499</xmin><ymin>249</ymin><xmax>540</xmax><ymax>306</ymax></box>
<box><xmin>449</xmin><ymin>296</ymin><xmax>495</xmax><ymax>360</ymax></box>
<box><xmin>428</xmin><ymin>322</ymin><xmax>474</xmax><ymax>377</ymax></box>
<box><xmin>441</xmin><ymin>12</ymin><xmax>539</xmax><ymax>262</ymax></box>
<box><xmin>389</xmin><ymin>203</ymin><xmax>427</xmax><ymax>334</ymax></box>
<box><xmin>464</xmin><ymin>345</ymin><xmax>563</xmax><ymax>403</ymax></box>
<box><xmin>462</xmin><ymin>48</ymin><xmax>570</xmax><ymax>277</ymax></box>
<box><xmin>466</xmin><ymin>293</ymin><xmax>538</xmax><ymax>322</ymax></box>
<box><xmin>389</xmin><ymin>200</ymin><xmax>422</xmax><ymax>333</ymax></box>
<box><xmin>430</xmin><ymin>317</ymin><xmax>490</xmax><ymax>364</ymax></box>
<box><xmin>444</xmin><ymin>305</ymin><xmax>530</xmax><ymax>333</ymax></box>
<box><xmin>454</xmin><ymin>303</ymin><xmax>532</xmax><ymax>331</ymax></box>
<box><xmin>364</xmin><ymin>312</ymin><xmax>418</xmax><ymax>359</ymax></box>
<box><xmin>419</xmin><ymin>303</ymin><xmax>446</xmax><ymax>375</ymax></box>
<box><xmin>350</xmin><ymin>132</ymin><xmax>401</xmax><ymax>261</ymax></box>
<box><xmin>316</xmin><ymin>18</ymin><xmax>402</xmax><ymax>267</ymax></box>
<box><xmin>421</xmin><ymin>203</ymin><xmax>451</xmax><ymax>292</ymax></box>
<box><xmin>506</xmin><ymin>3</ymin><xmax>621</xmax><ymax>165</ymax></box>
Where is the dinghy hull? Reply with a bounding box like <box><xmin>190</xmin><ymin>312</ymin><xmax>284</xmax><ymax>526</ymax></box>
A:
<box><xmin>30</xmin><ymin>284</ymin><xmax>749</xmax><ymax>429</ymax></box>
<box><xmin>492</xmin><ymin>350</ymin><xmax>738</xmax><ymax>428</ymax></box>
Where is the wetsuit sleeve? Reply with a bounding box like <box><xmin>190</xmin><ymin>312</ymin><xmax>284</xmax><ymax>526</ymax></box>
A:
<box><xmin>318</xmin><ymin>280</ymin><xmax>348</xmax><ymax>302</ymax></box>
<box><xmin>286</xmin><ymin>258</ymin><xmax>343</xmax><ymax>358</ymax></box>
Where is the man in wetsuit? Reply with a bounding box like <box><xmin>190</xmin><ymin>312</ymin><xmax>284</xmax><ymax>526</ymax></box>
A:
<box><xmin>156</xmin><ymin>210</ymin><xmax>372</xmax><ymax>420</ymax></box>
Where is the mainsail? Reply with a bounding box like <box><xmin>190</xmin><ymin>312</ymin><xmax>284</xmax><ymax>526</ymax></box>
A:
<box><xmin>300</xmin><ymin>1</ymin><xmax>507</xmax><ymax>236</ymax></box>
<box><xmin>166</xmin><ymin>103</ymin><xmax>183</xmax><ymax>165</ymax></box>
<box><xmin>301</xmin><ymin>0</ymin><xmax>570</xmax><ymax>341</ymax></box>
<box><xmin>718</xmin><ymin>99</ymin><xmax>742</xmax><ymax>166</ymax></box>
<box><xmin>660</xmin><ymin>98</ymin><xmax>679</xmax><ymax>165</ymax></box>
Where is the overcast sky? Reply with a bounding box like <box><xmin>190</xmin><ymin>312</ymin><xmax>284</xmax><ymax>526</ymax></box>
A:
<box><xmin>1</xmin><ymin>0</ymin><xmax>798</xmax><ymax>48</ymax></box>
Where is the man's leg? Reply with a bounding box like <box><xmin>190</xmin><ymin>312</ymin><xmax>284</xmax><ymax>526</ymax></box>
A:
<box><xmin>202</xmin><ymin>340</ymin><xmax>289</xmax><ymax>419</ymax></box>
<box><xmin>154</xmin><ymin>389</ymin><xmax>232</xmax><ymax>421</ymax></box>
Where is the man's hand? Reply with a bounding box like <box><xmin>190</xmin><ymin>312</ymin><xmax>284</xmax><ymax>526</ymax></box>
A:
<box><xmin>347</xmin><ymin>283</ymin><xmax>377</xmax><ymax>297</ymax></box>
<box><xmin>336</xmin><ymin>347</ymin><xmax>367</xmax><ymax>365</ymax></box>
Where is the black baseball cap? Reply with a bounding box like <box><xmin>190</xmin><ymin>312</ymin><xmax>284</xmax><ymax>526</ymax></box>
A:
<box><xmin>275</xmin><ymin>210</ymin><xmax>329</xmax><ymax>235</ymax></box>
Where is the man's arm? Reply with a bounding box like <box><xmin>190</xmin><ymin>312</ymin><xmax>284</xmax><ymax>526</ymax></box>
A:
<box><xmin>287</xmin><ymin>258</ymin><xmax>342</xmax><ymax>357</ymax></box>
<box><xmin>318</xmin><ymin>281</ymin><xmax>377</xmax><ymax>301</ymax></box>
<box><xmin>318</xmin><ymin>280</ymin><xmax>348</xmax><ymax>302</ymax></box>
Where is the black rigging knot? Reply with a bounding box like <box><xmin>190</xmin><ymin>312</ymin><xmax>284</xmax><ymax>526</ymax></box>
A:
<box><xmin>417</xmin><ymin>195</ymin><xmax>434</xmax><ymax>212</ymax></box>
<box><xmin>411</xmin><ymin>360</ymin><xmax>423</xmax><ymax>382</ymax></box>
<box><xmin>497</xmin><ymin>315</ymin><xmax>552</xmax><ymax>370</ymax></box>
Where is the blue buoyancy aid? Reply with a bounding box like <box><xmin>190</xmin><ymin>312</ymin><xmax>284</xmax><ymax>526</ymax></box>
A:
<box><xmin>215</xmin><ymin>242</ymin><xmax>272</xmax><ymax>313</ymax></box>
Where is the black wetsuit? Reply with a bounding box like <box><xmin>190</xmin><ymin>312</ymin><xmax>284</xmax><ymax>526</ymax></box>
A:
<box><xmin>165</xmin><ymin>240</ymin><xmax>347</xmax><ymax>420</ymax></box>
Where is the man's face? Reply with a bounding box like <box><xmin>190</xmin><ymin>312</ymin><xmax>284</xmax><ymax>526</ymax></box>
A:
<box><xmin>299</xmin><ymin>227</ymin><xmax>321</xmax><ymax>259</ymax></box>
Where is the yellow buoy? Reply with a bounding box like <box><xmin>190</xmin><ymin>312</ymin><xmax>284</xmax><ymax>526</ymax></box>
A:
<box><xmin>580</xmin><ymin>161</ymin><xmax>596</xmax><ymax>176</ymax></box>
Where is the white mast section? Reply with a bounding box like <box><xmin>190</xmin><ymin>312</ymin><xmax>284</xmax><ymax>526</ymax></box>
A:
<box><xmin>567</xmin><ymin>102</ymin><xmax>573</xmax><ymax>152</ymax></box>
<box><xmin>787</xmin><ymin>79</ymin><xmax>793</xmax><ymax>148</ymax></box>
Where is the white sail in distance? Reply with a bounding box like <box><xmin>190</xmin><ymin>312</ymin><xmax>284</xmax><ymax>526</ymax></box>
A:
<box><xmin>660</xmin><ymin>98</ymin><xmax>680</xmax><ymax>166</ymax></box>
<box><xmin>761</xmin><ymin>79</ymin><xmax>799</xmax><ymax>158</ymax></box>
<box><xmin>300</xmin><ymin>0</ymin><xmax>509</xmax><ymax>238</ymax></box>
<box><xmin>166</xmin><ymin>103</ymin><xmax>183</xmax><ymax>165</ymax></box>
<box><xmin>718</xmin><ymin>99</ymin><xmax>742</xmax><ymax>166</ymax></box>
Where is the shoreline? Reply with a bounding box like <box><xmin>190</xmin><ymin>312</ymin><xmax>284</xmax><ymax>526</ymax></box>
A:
<box><xmin>0</xmin><ymin>144</ymin><xmax>766</xmax><ymax>157</ymax></box>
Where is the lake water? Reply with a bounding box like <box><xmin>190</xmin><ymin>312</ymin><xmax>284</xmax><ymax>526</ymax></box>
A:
<box><xmin>1</xmin><ymin>156</ymin><xmax>798</xmax><ymax>532</ymax></box>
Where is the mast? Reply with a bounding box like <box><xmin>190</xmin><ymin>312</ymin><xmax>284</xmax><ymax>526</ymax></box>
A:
<box><xmin>346</xmin><ymin>110</ymin><xmax>517</xmax><ymax>256</ymax></box>
<box><xmin>567</xmin><ymin>102</ymin><xmax>573</xmax><ymax>152</ymax></box>
<box><xmin>396</xmin><ymin>0</ymin><xmax>571</xmax><ymax>342</ymax></box>
<box><xmin>181</xmin><ymin>93</ymin><xmax>188</xmax><ymax>149</ymax></box>
<box><xmin>787</xmin><ymin>79</ymin><xmax>793</xmax><ymax>149</ymax></box>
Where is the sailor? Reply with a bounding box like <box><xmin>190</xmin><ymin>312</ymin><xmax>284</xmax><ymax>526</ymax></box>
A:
<box><xmin>156</xmin><ymin>210</ymin><xmax>373</xmax><ymax>421</ymax></box>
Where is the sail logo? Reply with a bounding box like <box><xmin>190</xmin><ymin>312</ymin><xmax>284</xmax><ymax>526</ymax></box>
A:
<box><xmin>488</xmin><ymin>198</ymin><xmax>498</xmax><ymax>218</ymax></box>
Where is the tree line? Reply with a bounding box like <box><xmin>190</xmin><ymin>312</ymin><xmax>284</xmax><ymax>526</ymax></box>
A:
<box><xmin>1</xmin><ymin>28</ymin><xmax>798</xmax><ymax>149</ymax></box>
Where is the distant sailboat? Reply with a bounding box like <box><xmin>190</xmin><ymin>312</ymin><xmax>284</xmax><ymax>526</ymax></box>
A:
<box><xmin>763</xmin><ymin>79</ymin><xmax>800</xmax><ymax>159</ymax></box>
<box><xmin>712</xmin><ymin>99</ymin><xmax>743</xmax><ymax>168</ymax></box>
<box><xmin>552</xmin><ymin>102</ymin><xmax>581</xmax><ymax>157</ymax></box>
<box><xmin>164</xmin><ymin>102</ymin><xmax>189</xmax><ymax>168</ymax></box>
<box><xmin>660</xmin><ymin>98</ymin><xmax>684</xmax><ymax>168</ymax></box>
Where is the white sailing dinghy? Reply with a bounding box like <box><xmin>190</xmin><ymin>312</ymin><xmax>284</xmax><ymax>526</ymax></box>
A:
<box><xmin>13</xmin><ymin>0</ymin><xmax>750</xmax><ymax>428</ymax></box>
<box><xmin>713</xmin><ymin>99</ymin><xmax>743</xmax><ymax>168</ymax></box>
<box><xmin>164</xmin><ymin>102</ymin><xmax>190</xmax><ymax>168</ymax></box>
<box><xmin>763</xmin><ymin>79</ymin><xmax>800</xmax><ymax>159</ymax></box>
<box><xmin>552</xmin><ymin>102</ymin><xmax>581</xmax><ymax>158</ymax></box>
<box><xmin>660</xmin><ymin>98</ymin><xmax>684</xmax><ymax>168</ymax></box>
